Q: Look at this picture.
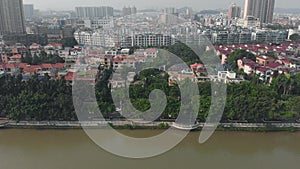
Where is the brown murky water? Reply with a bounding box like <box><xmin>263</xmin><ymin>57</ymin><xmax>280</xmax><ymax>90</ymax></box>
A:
<box><xmin>0</xmin><ymin>129</ymin><xmax>299</xmax><ymax>169</ymax></box>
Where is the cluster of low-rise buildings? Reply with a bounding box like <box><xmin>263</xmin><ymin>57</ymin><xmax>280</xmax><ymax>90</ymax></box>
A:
<box><xmin>210</xmin><ymin>42</ymin><xmax>300</xmax><ymax>83</ymax></box>
<box><xmin>166</xmin><ymin>41</ymin><xmax>300</xmax><ymax>85</ymax></box>
<box><xmin>0</xmin><ymin>41</ymin><xmax>162</xmax><ymax>86</ymax></box>
<box><xmin>0</xmin><ymin>42</ymin><xmax>84</xmax><ymax>81</ymax></box>
<box><xmin>2</xmin><ymin>38</ymin><xmax>300</xmax><ymax>87</ymax></box>
<box><xmin>238</xmin><ymin>55</ymin><xmax>300</xmax><ymax>83</ymax></box>
<box><xmin>168</xmin><ymin>63</ymin><xmax>244</xmax><ymax>85</ymax></box>
<box><xmin>73</xmin><ymin>12</ymin><xmax>292</xmax><ymax>49</ymax></box>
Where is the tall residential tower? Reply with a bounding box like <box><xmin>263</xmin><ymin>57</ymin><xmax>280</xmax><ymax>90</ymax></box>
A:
<box><xmin>75</xmin><ymin>6</ymin><xmax>114</xmax><ymax>18</ymax></box>
<box><xmin>0</xmin><ymin>0</ymin><xmax>26</xmax><ymax>35</ymax></box>
<box><xmin>244</xmin><ymin>0</ymin><xmax>275</xmax><ymax>24</ymax></box>
<box><xmin>229</xmin><ymin>3</ymin><xmax>242</xmax><ymax>19</ymax></box>
<box><xmin>23</xmin><ymin>4</ymin><xmax>34</xmax><ymax>19</ymax></box>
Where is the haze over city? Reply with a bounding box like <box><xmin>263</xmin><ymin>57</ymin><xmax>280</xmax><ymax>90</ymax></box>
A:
<box><xmin>1</xmin><ymin>0</ymin><xmax>300</xmax><ymax>168</ymax></box>
<box><xmin>23</xmin><ymin>0</ymin><xmax>300</xmax><ymax>11</ymax></box>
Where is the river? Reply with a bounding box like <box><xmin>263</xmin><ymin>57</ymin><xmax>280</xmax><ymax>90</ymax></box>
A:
<box><xmin>0</xmin><ymin>129</ymin><xmax>299</xmax><ymax>169</ymax></box>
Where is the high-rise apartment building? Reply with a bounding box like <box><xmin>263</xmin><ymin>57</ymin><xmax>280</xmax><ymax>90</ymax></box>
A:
<box><xmin>23</xmin><ymin>4</ymin><xmax>34</xmax><ymax>19</ymax></box>
<box><xmin>160</xmin><ymin>7</ymin><xmax>179</xmax><ymax>25</ymax></box>
<box><xmin>164</xmin><ymin>7</ymin><xmax>177</xmax><ymax>14</ymax></box>
<box><xmin>0</xmin><ymin>0</ymin><xmax>26</xmax><ymax>35</ymax></box>
<box><xmin>131</xmin><ymin>6</ymin><xmax>137</xmax><ymax>15</ymax></box>
<box><xmin>75</xmin><ymin>6</ymin><xmax>114</xmax><ymax>18</ymax></box>
<box><xmin>243</xmin><ymin>0</ymin><xmax>275</xmax><ymax>24</ymax></box>
<box><xmin>229</xmin><ymin>3</ymin><xmax>241</xmax><ymax>19</ymax></box>
<box><xmin>122</xmin><ymin>6</ymin><xmax>137</xmax><ymax>16</ymax></box>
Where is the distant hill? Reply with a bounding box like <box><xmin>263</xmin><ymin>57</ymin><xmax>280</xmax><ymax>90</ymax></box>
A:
<box><xmin>275</xmin><ymin>8</ymin><xmax>300</xmax><ymax>14</ymax></box>
<box><xmin>197</xmin><ymin>10</ymin><xmax>220</xmax><ymax>15</ymax></box>
<box><xmin>177</xmin><ymin>7</ymin><xmax>192</xmax><ymax>13</ymax></box>
<box><xmin>113</xmin><ymin>9</ymin><xmax>159</xmax><ymax>14</ymax></box>
<box><xmin>196</xmin><ymin>9</ymin><xmax>228</xmax><ymax>15</ymax></box>
<box><xmin>138</xmin><ymin>9</ymin><xmax>159</xmax><ymax>13</ymax></box>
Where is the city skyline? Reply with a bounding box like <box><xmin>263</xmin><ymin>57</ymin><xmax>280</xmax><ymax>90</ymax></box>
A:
<box><xmin>23</xmin><ymin>0</ymin><xmax>298</xmax><ymax>11</ymax></box>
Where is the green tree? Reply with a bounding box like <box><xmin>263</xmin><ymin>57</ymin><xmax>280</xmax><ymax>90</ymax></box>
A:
<box><xmin>60</xmin><ymin>37</ymin><xmax>78</xmax><ymax>47</ymax></box>
<box><xmin>290</xmin><ymin>33</ymin><xmax>300</xmax><ymax>42</ymax></box>
<box><xmin>227</xmin><ymin>49</ymin><xmax>255</xmax><ymax>70</ymax></box>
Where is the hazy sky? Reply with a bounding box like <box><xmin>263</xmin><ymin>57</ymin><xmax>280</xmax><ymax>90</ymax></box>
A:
<box><xmin>23</xmin><ymin>0</ymin><xmax>300</xmax><ymax>11</ymax></box>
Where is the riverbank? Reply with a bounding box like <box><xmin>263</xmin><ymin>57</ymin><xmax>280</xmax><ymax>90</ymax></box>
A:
<box><xmin>1</xmin><ymin>120</ymin><xmax>300</xmax><ymax>132</ymax></box>
<box><xmin>0</xmin><ymin>121</ymin><xmax>166</xmax><ymax>129</ymax></box>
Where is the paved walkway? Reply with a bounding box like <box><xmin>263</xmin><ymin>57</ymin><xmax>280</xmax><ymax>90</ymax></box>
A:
<box><xmin>2</xmin><ymin>121</ymin><xmax>300</xmax><ymax>129</ymax></box>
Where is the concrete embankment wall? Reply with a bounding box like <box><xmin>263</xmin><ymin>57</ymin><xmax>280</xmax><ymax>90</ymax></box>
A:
<box><xmin>0</xmin><ymin>121</ymin><xmax>171</xmax><ymax>129</ymax></box>
<box><xmin>1</xmin><ymin>121</ymin><xmax>300</xmax><ymax>131</ymax></box>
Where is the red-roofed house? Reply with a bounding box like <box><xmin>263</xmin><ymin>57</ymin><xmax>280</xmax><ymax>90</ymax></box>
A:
<box><xmin>265</xmin><ymin>63</ymin><xmax>284</xmax><ymax>70</ymax></box>
<box><xmin>53</xmin><ymin>63</ymin><xmax>65</xmax><ymax>69</ymax></box>
<box><xmin>8</xmin><ymin>54</ymin><xmax>23</xmax><ymax>64</ymax></box>
<box><xmin>64</xmin><ymin>71</ymin><xmax>96</xmax><ymax>84</ymax></box>
<box><xmin>216</xmin><ymin>49</ymin><xmax>232</xmax><ymax>64</ymax></box>
<box><xmin>256</xmin><ymin>55</ymin><xmax>275</xmax><ymax>66</ymax></box>
<box><xmin>23</xmin><ymin>65</ymin><xmax>42</xmax><ymax>75</ymax></box>
<box><xmin>86</xmin><ymin>54</ymin><xmax>113</xmax><ymax>68</ymax></box>
<box><xmin>113</xmin><ymin>57</ymin><xmax>123</xmax><ymax>69</ymax></box>
<box><xmin>45</xmin><ymin>43</ymin><xmax>63</xmax><ymax>50</ymax></box>
<box><xmin>2</xmin><ymin>63</ymin><xmax>20</xmax><ymax>74</ymax></box>
<box><xmin>113</xmin><ymin>56</ymin><xmax>136</xmax><ymax>70</ymax></box>
<box><xmin>30</xmin><ymin>43</ymin><xmax>42</xmax><ymax>51</ymax></box>
<box><xmin>238</xmin><ymin>58</ymin><xmax>257</xmax><ymax>75</ymax></box>
<box><xmin>190</xmin><ymin>63</ymin><xmax>207</xmax><ymax>74</ymax></box>
<box><xmin>190</xmin><ymin>63</ymin><xmax>205</xmax><ymax>70</ymax></box>
<box><xmin>40</xmin><ymin>64</ymin><xmax>54</xmax><ymax>74</ymax></box>
<box><xmin>135</xmin><ymin>56</ymin><xmax>148</xmax><ymax>63</ymax></box>
<box><xmin>144</xmin><ymin>48</ymin><xmax>158</xmax><ymax>58</ymax></box>
<box><xmin>17</xmin><ymin>63</ymin><xmax>29</xmax><ymax>69</ymax></box>
<box><xmin>64</xmin><ymin>72</ymin><xmax>75</xmax><ymax>81</ymax></box>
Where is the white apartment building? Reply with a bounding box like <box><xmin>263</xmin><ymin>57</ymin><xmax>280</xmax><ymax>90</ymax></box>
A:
<box><xmin>84</xmin><ymin>18</ymin><xmax>114</xmax><ymax>30</ymax></box>
<box><xmin>74</xmin><ymin>31</ymin><xmax>116</xmax><ymax>47</ymax></box>
<box><xmin>74</xmin><ymin>31</ymin><xmax>92</xmax><ymax>45</ymax></box>
<box><xmin>121</xmin><ymin>34</ymin><xmax>173</xmax><ymax>47</ymax></box>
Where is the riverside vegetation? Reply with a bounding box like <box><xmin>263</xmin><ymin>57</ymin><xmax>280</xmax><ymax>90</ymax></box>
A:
<box><xmin>1</xmin><ymin>43</ymin><xmax>300</xmax><ymax>123</ymax></box>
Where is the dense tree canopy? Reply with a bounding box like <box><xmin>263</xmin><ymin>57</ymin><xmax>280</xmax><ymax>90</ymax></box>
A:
<box><xmin>162</xmin><ymin>42</ymin><xmax>205</xmax><ymax>65</ymax></box>
<box><xmin>60</xmin><ymin>37</ymin><xmax>78</xmax><ymax>48</ymax></box>
<box><xmin>1</xmin><ymin>43</ymin><xmax>300</xmax><ymax>123</ymax></box>
<box><xmin>290</xmin><ymin>33</ymin><xmax>300</xmax><ymax>43</ymax></box>
<box><xmin>0</xmin><ymin>74</ymin><xmax>76</xmax><ymax>121</ymax></box>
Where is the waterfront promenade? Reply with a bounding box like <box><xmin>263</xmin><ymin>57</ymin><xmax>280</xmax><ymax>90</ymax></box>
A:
<box><xmin>1</xmin><ymin>120</ymin><xmax>300</xmax><ymax>129</ymax></box>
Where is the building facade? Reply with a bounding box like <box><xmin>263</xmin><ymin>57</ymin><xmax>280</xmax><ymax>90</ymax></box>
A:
<box><xmin>23</xmin><ymin>4</ymin><xmax>34</xmax><ymax>19</ymax></box>
<box><xmin>122</xmin><ymin>6</ymin><xmax>137</xmax><ymax>16</ymax></box>
<box><xmin>229</xmin><ymin>3</ymin><xmax>241</xmax><ymax>19</ymax></box>
<box><xmin>244</xmin><ymin>0</ymin><xmax>275</xmax><ymax>24</ymax></box>
<box><xmin>84</xmin><ymin>18</ymin><xmax>114</xmax><ymax>30</ymax></box>
<box><xmin>121</xmin><ymin>34</ymin><xmax>173</xmax><ymax>47</ymax></box>
<box><xmin>75</xmin><ymin>6</ymin><xmax>114</xmax><ymax>19</ymax></box>
<box><xmin>0</xmin><ymin>0</ymin><xmax>26</xmax><ymax>35</ymax></box>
